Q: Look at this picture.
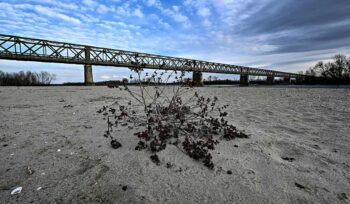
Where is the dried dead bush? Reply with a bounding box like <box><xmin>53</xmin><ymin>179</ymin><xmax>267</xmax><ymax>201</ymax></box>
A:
<box><xmin>98</xmin><ymin>65</ymin><xmax>248</xmax><ymax>169</ymax></box>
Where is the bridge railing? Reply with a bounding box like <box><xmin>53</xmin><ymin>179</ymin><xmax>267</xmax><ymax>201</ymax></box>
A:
<box><xmin>0</xmin><ymin>34</ymin><xmax>303</xmax><ymax>78</ymax></box>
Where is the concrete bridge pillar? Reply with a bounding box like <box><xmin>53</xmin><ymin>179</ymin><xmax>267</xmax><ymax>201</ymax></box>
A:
<box><xmin>296</xmin><ymin>77</ymin><xmax>303</xmax><ymax>84</ymax></box>
<box><xmin>84</xmin><ymin>46</ymin><xmax>94</xmax><ymax>86</ymax></box>
<box><xmin>283</xmin><ymin>77</ymin><xmax>291</xmax><ymax>84</ymax></box>
<box><xmin>240</xmin><ymin>74</ymin><xmax>249</xmax><ymax>86</ymax></box>
<box><xmin>266</xmin><ymin>75</ymin><xmax>274</xmax><ymax>85</ymax></box>
<box><xmin>84</xmin><ymin>64</ymin><xmax>94</xmax><ymax>85</ymax></box>
<box><xmin>192</xmin><ymin>71</ymin><xmax>203</xmax><ymax>86</ymax></box>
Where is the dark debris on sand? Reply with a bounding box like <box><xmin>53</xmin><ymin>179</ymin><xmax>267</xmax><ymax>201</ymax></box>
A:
<box><xmin>281</xmin><ymin>157</ymin><xmax>295</xmax><ymax>162</ymax></box>
<box><xmin>122</xmin><ymin>185</ymin><xmax>127</xmax><ymax>191</ymax></box>
<box><xmin>150</xmin><ymin>154</ymin><xmax>160</xmax><ymax>165</ymax></box>
<box><xmin>295</xmin><ymin>182</ymin><xmax>306</xmax><ymax>189</ymax></box>
<box><xmin>110</xmin><ymin>139</ymin><xmax>122</xmax><ymax>149</ymax></box>
<box><xmin>337</xmin><ymin>193</ymin><xmax>348</xmax><ymax>200</ymax></box>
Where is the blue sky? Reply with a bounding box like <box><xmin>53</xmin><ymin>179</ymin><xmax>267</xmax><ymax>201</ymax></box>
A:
<box><xmin>1</xmin><ymin>0</ymin><xmax>350</xmax><ymax>83</ymax></box>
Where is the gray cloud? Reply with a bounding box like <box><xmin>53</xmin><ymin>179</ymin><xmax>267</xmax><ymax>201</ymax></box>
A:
<box><xmin>234</xmin><ymin>0</ymin><xmax>350</xmax><ymax>53</ymax></box>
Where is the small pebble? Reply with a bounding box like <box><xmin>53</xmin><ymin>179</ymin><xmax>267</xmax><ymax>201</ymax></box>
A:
<box><xmin>227</xmin><ymin>170</ymin><xmax>232</xmax><ymax>175</ymax></box>
<box><xmin>234</xmin><ymin>145</ymin><xmax>238</xmax><ymax>148</ymax></box>
<box><xmin>27</xmin><ymin>166</ymin><xmax>34</xmax><ymax>175</ymax></box>
<box><xmin>57</xmin><ymin>149</ymin><xmax>61</xmax><ymax>152</ymax></box>
<box><xmin>122</xmin><ymin>186</ymin><xmax>127</xmax><ymax>191</ymax></box>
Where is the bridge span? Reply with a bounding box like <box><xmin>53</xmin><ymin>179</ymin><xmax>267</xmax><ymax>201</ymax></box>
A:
<box><xmin>0</xmin><ymin>34</ymin><xmax>303</xmax><ymax>86</ymax></box>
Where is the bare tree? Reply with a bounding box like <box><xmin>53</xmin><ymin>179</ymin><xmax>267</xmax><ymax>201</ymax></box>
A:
<box><xmin>308</xmin><ymin>54</ymin><xmax>350</xmax><ymax>80</ymax></box>
<box><xmin>37</xmin><ymin>71</ymin><xmax>56</xmax><ymax>84</ymax></box>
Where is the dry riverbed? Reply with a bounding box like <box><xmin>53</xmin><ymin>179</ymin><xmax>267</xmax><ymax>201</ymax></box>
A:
<box><xmin>0</xmin><ymin>86</ymin><xmax>349</xmax><ymax>203</ymax></box>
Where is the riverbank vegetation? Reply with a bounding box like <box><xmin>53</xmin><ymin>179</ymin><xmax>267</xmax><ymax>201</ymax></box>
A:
<box><xmin>0</xmin><ymin>71</ymin><xmax>56</xmax><ymax>86</ymax></box>
<box><xmin>300</xmin><ymin>54</ymin><xmax>350</xmax><ymax>84</ymax></box>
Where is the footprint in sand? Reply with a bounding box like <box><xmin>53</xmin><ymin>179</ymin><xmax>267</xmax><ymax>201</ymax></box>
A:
<box><xmin>242</xmin><ymin>169</ymin><xmax>258</xmax><ymax>185</ymax></box>
<box><xmin>76</xmin><ymin>158</ymin><xmax>102</xmax><ymax>175</ymax></box>
<box><xmin>94</xmin><ymin>164</ymin><xmax>110</xmax><ymax>181</ymax></box>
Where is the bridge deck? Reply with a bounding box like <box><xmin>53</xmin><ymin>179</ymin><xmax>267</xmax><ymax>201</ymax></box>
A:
<box><xmin>0</xmin><ymin>34</ymin><xmax>302</xmax><ymax>78</ymax></box>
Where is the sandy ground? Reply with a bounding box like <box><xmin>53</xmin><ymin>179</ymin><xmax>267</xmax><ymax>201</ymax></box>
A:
<box><xmin>0</xmin><ymin>86</ymin><xmax>349</xmax><ymax>204</ymax></box>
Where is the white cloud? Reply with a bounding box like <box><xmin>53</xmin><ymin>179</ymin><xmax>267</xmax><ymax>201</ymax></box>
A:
<box><xmin>133</xmin><ymin>8</ymin><xmax>144</xmax><ymax>18</ymax></box>
<box><xmin>97</xmin><ymin>4</ymin><xmax>110</xmax><ymax>14</ymax></box>
<box><xmin>34</xmin><ymin>5</ymin><xmax>81</xmax><ymax>24</ymax></box>
<box><xmin>143</xmin><ymin>0</ymin><xmax>191</xmax><ymax>28</ymax></box>
<box><xmin>158</xmin><ymin>19</ymin><xmax>171</xmax><ymax>29</ymax></box>
<box><xmin>183</xmin><ymin>0</ymin><xmax>194</xmax><ymax>6</ymax></box>
<box><xmin>197</xmin><ymin>7</ymin><xmax>211</xmax><ymax>17</ymax></box>
<box><xmin>172</xmin><ymin>5</ymin><xmax>179</xmax><ymax>12</ymax></box>
<box><xmin>163</xmin><ymin>8</ymin><xmax>191</xmax><ymax>28</ymax></box>
<box><xmin>75</xmin><ymin>13</ymin><xmax>99</xmax><ymax>23</ymax></box>
<box><xmin>209</xmin><ymin>0</ymin><xmax>267</xmax><ymax>27</ymax></box>
<box><xmin>202</xmin><ymin>19</ymin><xmax>212</xmax><ymax>27</ymax></box>
<box><xmin>99</xmin><ymin>74</ymin><xmax>127</xmax><ymax>80</ymax></box>
<box><xmin>145</xmin><ymin>0</ymin><xmax>160</xmax><ymax>7</ymax></box>
<box><xmin>115</xmin><ymin>6</ymin><xmax>129</xmax><ymax>16</ymax></box>
<box><xmin>82</xmin><ymin>0</ymin><xmax>97</xmax><ymax>8</ymax></box>
<box><xmin>100</xmin><ymin>75</ymin><xmax>112</xmax><ymax>79</ymax></box>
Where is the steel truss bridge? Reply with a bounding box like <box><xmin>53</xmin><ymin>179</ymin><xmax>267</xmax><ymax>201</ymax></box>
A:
<box><xmin>0</xmin><ymin>34</ymin><xmax>303</xmax><ymax>85</ymax></box>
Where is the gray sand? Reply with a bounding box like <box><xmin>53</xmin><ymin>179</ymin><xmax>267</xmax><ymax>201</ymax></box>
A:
<box><xmin>0</xmin><ymin>86</ymin><xmax>349</xmax><ymax>203</ymax></box>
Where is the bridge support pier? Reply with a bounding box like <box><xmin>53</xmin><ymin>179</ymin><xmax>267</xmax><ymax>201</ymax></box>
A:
<box><xmin>296</xmin><ymin>77</ymin><xmax>303</xmax><ymax>84</ymax></box>
<box><xmin>84</xmin><ymin>64</ymin><xmax>94</xmax><ymax>86</ymax></box>
<box><xmin>240</xmin><ymin>74</ymin><xmax>249</xmax><ymax>86</ymax></box>
<box><xmin>283</xmin><ymin>77</ymin><xmax>291</xmax><ymax>84</ymax></box>
<box><xmin>266</xmin><ymin>75</ymin><xmax>274</xmax><ymax>85</ymax></box>
<box><xmin>192</xmin><ymin>71</ymin><xmax>203</xmax><ymax>86</ymax></box>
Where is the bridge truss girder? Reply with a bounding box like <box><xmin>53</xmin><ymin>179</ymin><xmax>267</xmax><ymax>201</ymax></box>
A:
<box><xmin>0</xmin><ymin>34</ymin><xmax>303</xmax><ymax>78</ymax></box>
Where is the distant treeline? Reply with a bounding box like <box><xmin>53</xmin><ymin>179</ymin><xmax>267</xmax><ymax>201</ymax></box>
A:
<box><xmin>299</xmin><ymin>54</ymin><xmax>350</xmax><ymax>84</ymax></box>
<box><xmin>0</xmin><ymin>71</ymin><xmax>56</xmax><ymax>86</ymax></box>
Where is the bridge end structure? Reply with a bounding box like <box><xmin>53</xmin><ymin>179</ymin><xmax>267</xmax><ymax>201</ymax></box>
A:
<box><xmin>84</xmin><ymin>64</ymin><xmax>94</xmax><ymax>86</ymax></box>
<box><xmin>266</xmin><ymin>75</ymin><xmax>274</xmax><ymax>85</ymax></box>
<box><xmin>192</xmin><ymin>71</ymin><xmax>203</xmax><ymax>86</ymax></box>
<box><xmin>240</xmin><ymin>74</ymin><xmax>249</xmax><ymax>86</ymax></box>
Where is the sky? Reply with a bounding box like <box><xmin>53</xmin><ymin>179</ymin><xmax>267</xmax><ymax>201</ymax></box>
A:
<box><xmin>0</xmin><ymin>0</ymin><xmax>350</xmax><ymax>83</ymax></box>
